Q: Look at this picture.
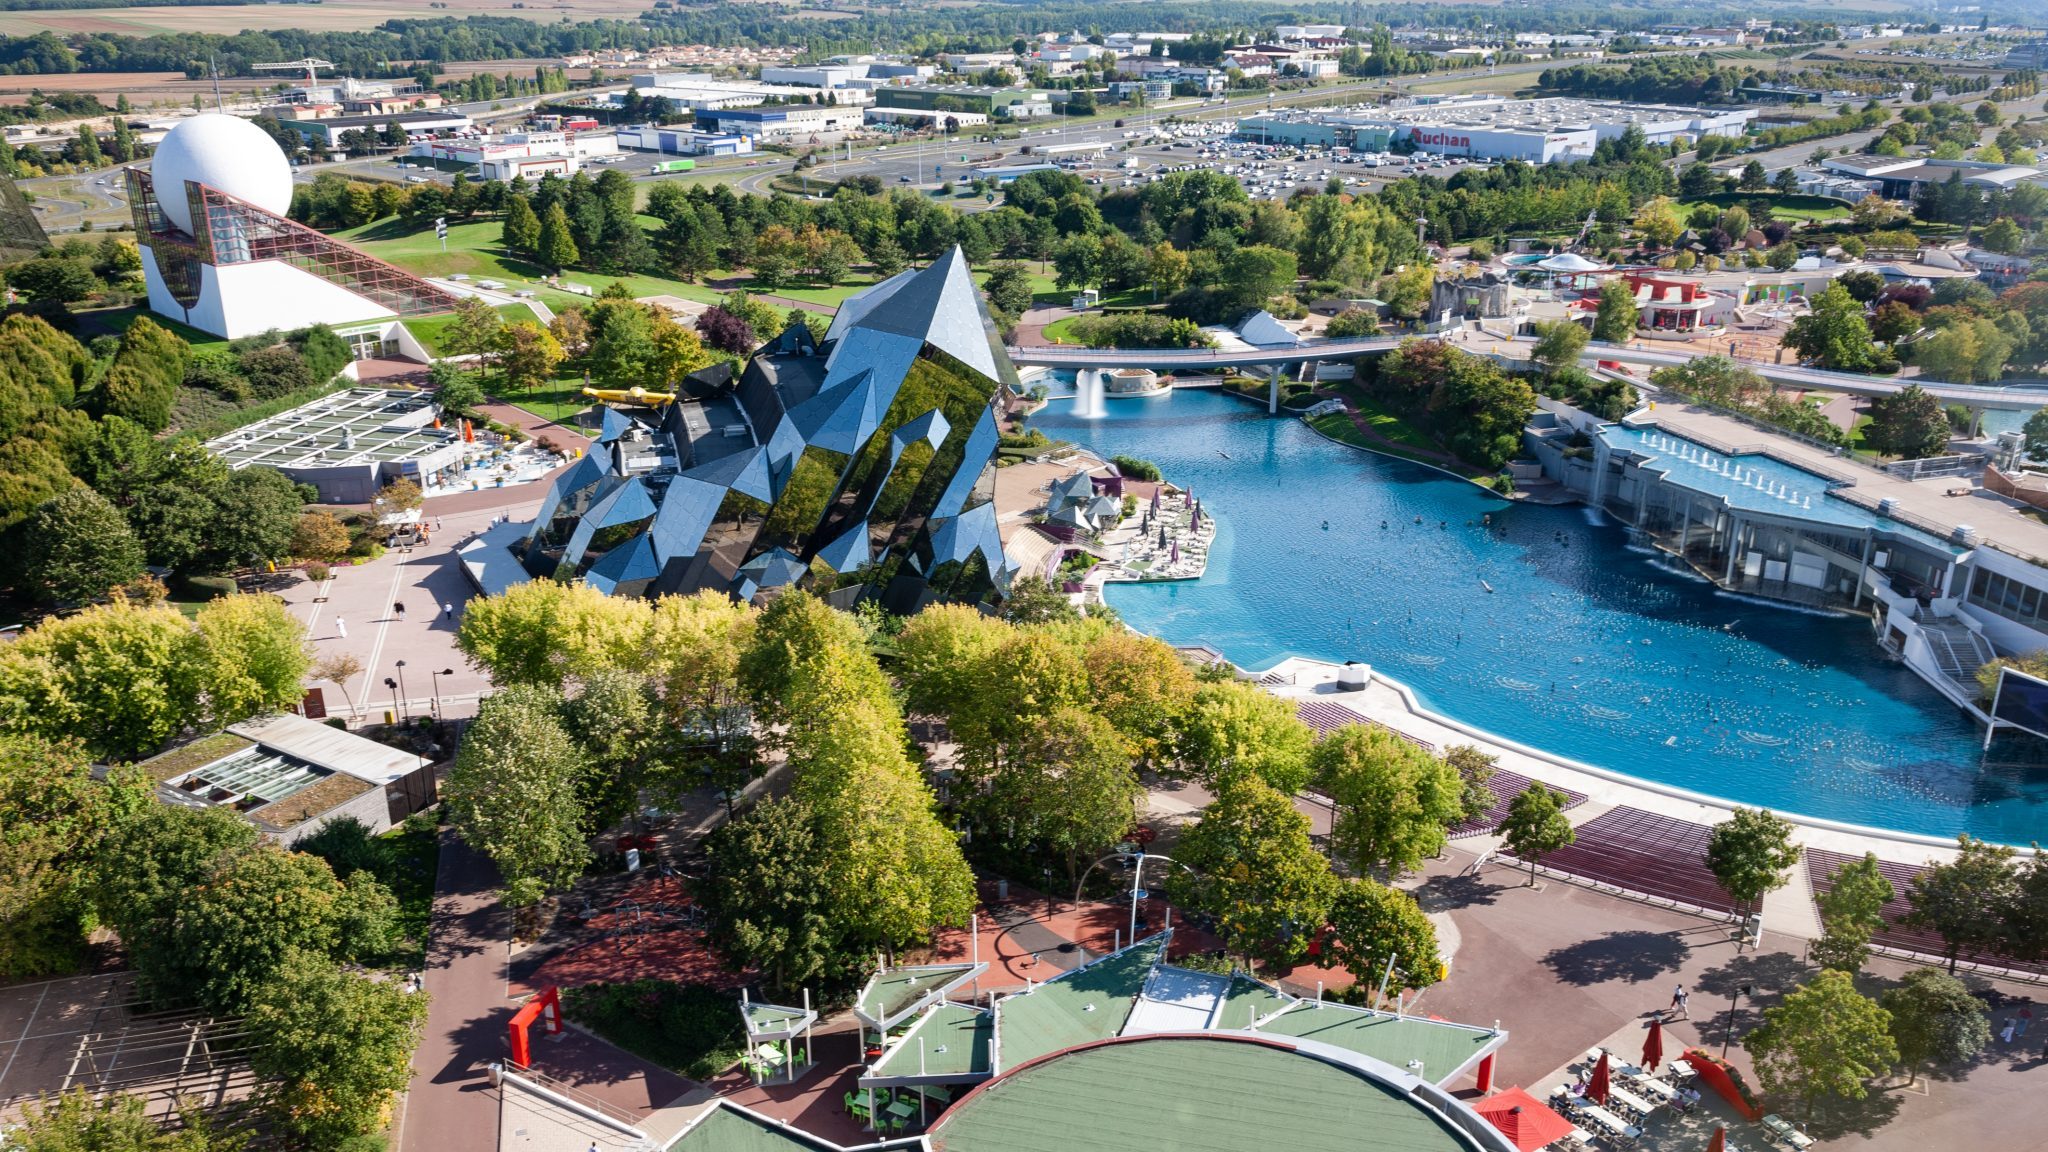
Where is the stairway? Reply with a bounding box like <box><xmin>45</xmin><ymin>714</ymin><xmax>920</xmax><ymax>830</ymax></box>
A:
<box><xmin>1915</xmin><ymin>613</ymin><xmax>1993</xmax><ymax>688</ymax></box>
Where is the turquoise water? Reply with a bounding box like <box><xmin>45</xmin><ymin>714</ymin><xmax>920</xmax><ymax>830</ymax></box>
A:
<box><xmin>1031</xmin><ymin>387</ymin><xmax>2048</xmax><ymax>843</ymax></box>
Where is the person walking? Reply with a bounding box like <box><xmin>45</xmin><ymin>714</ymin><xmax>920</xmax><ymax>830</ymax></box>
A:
<box><xmin>1671</xmin><ymin>984</ymin><xmax>1689</xmax><ymax>1020</ymax></box>
<box><xmin>442</xmin><ymin>601</ymin><xmax>455</xmax><ymax>622</ymax></box>
<box><xmin>393</xmin><ymin>601</ymin><xmax>407</xmax><ymax>621</ymax></box>
<box><xmin>335</xmin><ymin>617</ymin><xmax>347</xmax><ymax>639</ymax></box>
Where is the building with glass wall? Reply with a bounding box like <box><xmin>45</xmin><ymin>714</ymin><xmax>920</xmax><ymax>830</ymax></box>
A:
<box><xmin>484</xmin><ymin>247</ymin><xmax>1015</xmax><ymax>610</ymax></box>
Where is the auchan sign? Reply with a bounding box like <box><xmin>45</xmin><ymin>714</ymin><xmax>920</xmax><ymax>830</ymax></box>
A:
<box><xmin>1408</xmin><ymin>130</ymin><xmax>1471</xmax><ymax>149</ymax></box>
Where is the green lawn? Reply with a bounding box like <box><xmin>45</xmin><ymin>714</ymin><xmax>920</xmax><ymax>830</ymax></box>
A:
<box><xmin>1331</xmin><ymin>385</ymin><xmax>1440</xmax><ymax>452</ymax></box>
<box><xmin>74</xmin><ymin>305</ymin><xmax>230</xmax><ymax>353</ymax></box>
<box><xmin>404</xmin><ymin>303</ymin><xmax>542</xmax><ymax>355</ymax></box>
<box><xmin>1041</xmin><ymin>315</ymin><xmax>1084</xmax><ymax>344</ymax></box>
<box><xmin>1675</xmin><ymin>194</ymin><xmax>1852</xmax><ymax>224</ymax></box>
<box><xmin>332</xmin><ymin>219</ymin><xmax>722</xmax><ymax>312</ymax></box>
<box><xmin>506</xmin><ymin>366</ymin><xmax>596</xmax><ymax>427</ymax></box>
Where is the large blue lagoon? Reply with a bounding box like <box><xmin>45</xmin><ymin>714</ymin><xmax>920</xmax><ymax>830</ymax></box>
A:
<box><xmin>1031</xmin><ymin>387</ymin><xmax>2048</xmax><ymax>843</ymax></box>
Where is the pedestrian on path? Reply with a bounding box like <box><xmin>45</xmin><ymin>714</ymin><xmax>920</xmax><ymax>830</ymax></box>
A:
<box><xmin>335</xmin><ymin>617</ymin><xmax>347</xmax><ymax>639</ymax></box>
<box><xmin>1671</xmin><ymin>984</ymin><xmax>1689</xmax><ymax>1019</ymax></box>
<box><xmin>2019</xmin><ymin>1007</ymin><xmax>2034</xmax><ymax>1037</ymax></box>
<box><xmin>442</xmin><ymin>601</ymin><xmax>455</xmax><ymax>621</ymax></box>
<box><xmin>393</xmin><ymin>601</ymin><xmax>407</xmax><ymax>621</ymax></box>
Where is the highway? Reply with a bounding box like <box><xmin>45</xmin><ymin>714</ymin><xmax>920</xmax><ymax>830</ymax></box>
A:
<box><xmin>1008</xmin><ymin>333</ymin><xmax>2048</xmax><ymax>411</ymax></box>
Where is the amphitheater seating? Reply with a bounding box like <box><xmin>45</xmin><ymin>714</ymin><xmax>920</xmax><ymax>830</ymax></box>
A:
<box><xmin>1524</xmin><ymin>808</ymin><xmax>1740</xmax><ymax>915</ymax></box>
<box><xmin>1450</xmin><ymin>768</ymin><xmax>1586</xmax><ymax>837</ymax></box>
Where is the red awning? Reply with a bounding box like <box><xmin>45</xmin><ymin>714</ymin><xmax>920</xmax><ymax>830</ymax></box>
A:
<box><xmin>1473</xmin><ymin>1087</ymin><xmax>1578</xmax><ymax>1152</ymax></box>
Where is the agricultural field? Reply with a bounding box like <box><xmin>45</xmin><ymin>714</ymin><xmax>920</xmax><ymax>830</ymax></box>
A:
<box><xmin>0</xmin><ymin>0</ymin><xmax>641</xmax><ymax>37</ymax></box>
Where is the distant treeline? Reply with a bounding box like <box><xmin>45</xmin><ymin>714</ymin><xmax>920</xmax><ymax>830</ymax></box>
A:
<box><xmin>0</xmin><ymin>0</ymin><xmax>252</xmax><ymax>10</ymax></box>
<box><xmin>0</xmin><ymin>2</ymin><xmax>1893</xmax><ymax>79</ymax></box>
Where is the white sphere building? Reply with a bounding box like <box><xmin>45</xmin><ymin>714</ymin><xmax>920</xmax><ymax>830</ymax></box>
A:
<box><xmin>131</xmin><ymin>113</ymin><xmax>460</xmax><ymax>339</ymax></box>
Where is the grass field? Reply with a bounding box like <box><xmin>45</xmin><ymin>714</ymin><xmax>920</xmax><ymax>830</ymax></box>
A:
<box><xmin>335</xmin><ymin>219</ymin><xmax>721</xmax><ymax>313</ymax></box>
<box><xmin>1675</xmin><ymin>193</ymin><xmax>1853</xmax><ymax>224</ymax></box>
<box><xmin>75</xmin><ymin>305</ymin><xmax>232</xmax><ymax>353</ymax></box>
<box><xmin>404</xmin><ymin>302</ymin><xmax>542</xmax><ymax>354</ymax></box>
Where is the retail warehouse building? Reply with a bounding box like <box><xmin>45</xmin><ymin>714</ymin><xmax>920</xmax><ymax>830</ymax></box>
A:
<box><xmin>1238</xmin><ymin>97</ymin><xmax>1756</xmax><ymax>162</ymax></box>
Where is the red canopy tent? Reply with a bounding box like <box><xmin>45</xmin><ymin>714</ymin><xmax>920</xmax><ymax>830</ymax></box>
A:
<box><xmin>1587</xmin><ymin>1052</ymin><xmax>1612</xmax><ymax>1106</ymax></box>
<box><xmin>1707</xmin><ymin>1125</ymin><xmax>1727</xmax><ymax>1152</ymax></box>
<box><xmin>1472</xmin><ymin>1088</ymin><xmax>1578</xmax><ymax>1152</ymax></box>
<box><xmin>1642</xmin><ymin>1019</ymin><xmax>1665</xmax><ymax>1070</ymax></box>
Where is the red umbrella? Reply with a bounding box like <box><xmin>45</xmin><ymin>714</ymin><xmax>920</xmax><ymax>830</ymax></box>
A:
<box><xmin>1472</xmin><ymin>1088</ymin><xmax>1577</xmax><ymax>1152</ymax></box>
<box><xmin>1587</xmin><ymin>1052</ymin><xmax>1612</xmax><ymax>1106</ymax></box>
<box><xmin>1642</xmin><ymin>1018</ymin><xmax>1665</xmax><ymax>1071</ymax></box>
<box><xmin>1706</xmin><ymin>1125</ymin><xmax>1727</xmax><ymax>1152</ymax></box>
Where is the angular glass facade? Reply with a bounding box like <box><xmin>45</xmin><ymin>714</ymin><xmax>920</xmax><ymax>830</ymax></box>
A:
<box><xmin>519</xmin><ymin>246</ymin><xmax>1015</xmax><ymax>609</ymax></box>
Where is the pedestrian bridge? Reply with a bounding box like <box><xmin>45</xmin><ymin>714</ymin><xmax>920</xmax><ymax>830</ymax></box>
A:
<box><xmin>1006</xmin><ymin>337</ymin><xmax>2048</xmax><ymax>412</ymax></box>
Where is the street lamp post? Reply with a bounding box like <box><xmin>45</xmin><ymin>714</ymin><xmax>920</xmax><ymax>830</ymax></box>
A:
<box><xmin>1720</xmin><ymin>983</ymin><xmax>1753</xmax><ymax>1059</ymax></box>
<box><xmin>394</xmin><ymin>660</ymin><xmax>409</xmax><ymax>722</ymax></box>
<box><xmin>430</xmin><ymin>667</ymin><xmax>454</xmax><ymax>718</ymax></box>
<box><xmin>383</xmin><ymin>676</ymin><xmax>400</xmax><ymax>723</ymax></box>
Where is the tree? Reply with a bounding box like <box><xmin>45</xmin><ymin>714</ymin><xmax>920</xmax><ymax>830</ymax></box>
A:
<box><xmin>1903</xmin><ymin>834</ymin><xmax>2021</xmax><ymax>973</ymax></box>
<box><xmin>1312</xmin><ymin>724</ymin><xmax>1462</xmax><ymax>877</ymax></box>
<box><xmin>444</xmin><ymin>296</ymin><xmax>504</xmax><ymax>364</ymax></box>
<box><xmin>1705</xmin><ymin>807</ymin><xmax>1800</xmax><ymax>950</ymax></box>
<box><xmin>494</xmin><ymin>320</ymin><xmax>564</xmax><ymax>393</ymax></box>
<box><xmin>12</xmin><ymin>1087</ymin><xmax>246</xmax><ymax>1152</ymax></box>
<box><xmin>1783</xmin><ymin>282</ymin><xmax>1878</xmax><ymax>371</ymax></box>
<box><xmin>694</xmin><ymin>305</ymin><xmax>755</xmax><ymax>357</ymax></box>
<box><xmin>1496</xmin><ymin>784</ymin><xmax>1575</xmax><ymax>886</ymax></box>
<box><xmin>1812</xmin><ymin>853</ymin><xmax>1894</xmax><ymax>973</ymax></box>
<box><xmin>1863</xmin><ymin>383</ymin><xmax>1951</xmax><ymax>459</ymax></box>
<box><xmin>444</xmin><ymin>685</ymin><xmax>588</xmax><ymax>907</ymax></box>
<box><xmin>644</xmin><ymin>591</ymin><xmax>757</xmax><ymax>810</ymax></box>
<box><xmin>1167</xmin><ymin>774</ymin><xmax>1336</xmax><ymax>968</ymax></box>
<box><xmin>647</xmin><ymin>314</ymin><xmax>711</xmax><ymax>386</ymax></box>
<box><xmin>310</xmin><ymin>651</ymin><xmax>363</xmax><ymax>717</ymax></box>
<box><xmin>236</xmin><ymin>345</ymin><xmax>314</xmax><ymax>400</ymax></box>
<box><xmin>20</xmin><ymin>487</ymin><xmax>144</xmax><ymax>604</ymax></box>
<box><xmin>1000</xmin><ymin>575</ymin><xmax>1079</xmax><ymax>625</ymax></box>
<box><xmin>159</xmin><ymin>843</ymin><xmax>387</xmax><ymax>1012</ymax></box>
<box><xmin>457</xmin><ymin>580</ymin><xmax>650</xmax><ymax>688</ymax></box>
<box><xmin>0</xmin><ymin>600</ymin><xmax>201</xmax><ymax>760</ymax></box>
<box><xmin>1765</xmin><ymin>242</ymin><xmax>1800</xmax><ymax>271</ymax></box>
<box><xmin>537</xmin><ymin>200</ymin><xmax>580</xmax><ymax>269</ymax></box>
<box><xmin>501</xmin><ymin>194</ymin><xmax>541</xmax><ymax>257</ymax></box>
<box><xmin>1175</xmin><ymin>677</ymin><xmax>1315</xmax><ymax>794</ymax></box>
<box><xmin>8</xmin><ymin>257</ymin><xmax>98</xmax><ymax>303</ymax></box>
<box><xmin>893</xmin><ymin>604</ymin><xmax>1011</xmax><ymax>725</ymax></box>
<box><xmin>0</xmin><ymin>736</ymin><xmax>144</xmax><ymax>980</ymax></box>
<box><xmin>1632</xmin><ymin>196</ymin><xmax>1682</xmax><ymax>249</ymax></box>
<box><xmin>246</xmin><ymin>956</ymin><xmax>428</xmax><ymax>1148</ymax></box>
<box><xmin>1745</xmin><ymin>970</ymin><xmax>1897</xmax><ymax>1121</ymax></box>
<box><xmin>1881</xmin><ymin>968</ymin><xmax>1989</xmax><ymax>1085</ymax></box>
<box><xmin>1530</xmin><ymin>320</ymin><xmax>1589</xmax><ymax>377</ymax></box>
<box><xmin>291</xmin><ymin>510</ymin><xmax>351</xmax><ymax>561</ymax></box>
<box><xmin>987</xmin><ymin>706</ymin><xmax>1141</xmax><ymax>884</ymax></box>
<box><xmin>1869</xmin><ymin>300</ymin><xmax>1919</xmax><ymax>345</ymax></box>
<box><xmin>1979</xmin><ymin>217</ymin><xmax>2024</xmax><ymax>256</ymax></box>
<box><xmin>1591</xmin><ymin>279</ymin><xmax>1638</xmax><ymax>343</ymax></box>
<box><xmin>1080</xmin><ymin>630</ymin><xmax>1196</xmax><ymax>766</ymax></box>
<box><xmin>701</xmin><ymin>797</ymin><xmax>838</xmax><ymax>990</ymax></box>
<box><xmin>1323</xmin><ymin>878</ymin><xmax>1443</xmax><ymax>990</ymax></box>
<box><xmin>187</xmin><ymin>594</ymin><xmax>311</xmax><ymax>728</ymax></box>
<box><xmin>1737</xmin><ymin>160</ymin><xmax>1767</xmax><ymax>192</ymax></box>
<box><xmin>983</xmin><ymin>261</ymin><xmax>1035</xmax><ymax>316</ymax></box>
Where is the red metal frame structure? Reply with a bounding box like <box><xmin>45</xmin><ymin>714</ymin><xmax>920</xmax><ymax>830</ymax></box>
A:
<box><xmin>507</xmin><ymin>986</ymin><xmax>563</xmax><ymax>1069</ymax></box>
<box><xmin>125</xmin><ymin>167</ymin><xmax>464</xmax><ymax>318</ymax></box>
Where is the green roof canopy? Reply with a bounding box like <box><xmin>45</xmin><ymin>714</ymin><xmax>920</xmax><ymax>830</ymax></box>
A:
<box><xmin>993</xmin><ymin>939</ymin><xmax>1162</xmax><ymax>1072</ymax></box>
<box><xmin>1253</xmin><ymin>1002</ymin><xmax>1499</xmax><ymax>1084</ymax></box>
<box><xmin>854</xmin><ymin>963</ymin><xmax>985</xmax><ymax>1031</ymax></box>
<box><xmin>866</xmin><ymin>1002</ymin><xmax>994</xmax><ymax>1084</ymax></box>
<box><xmin>929</xmin><ymin>1036</ymin><xmax>1483</xmax><ymax>1152</ymax></box>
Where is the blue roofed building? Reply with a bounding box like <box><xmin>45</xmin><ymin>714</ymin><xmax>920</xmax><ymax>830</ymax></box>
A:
<box><xmin>468</xmin><ymin>247</ymin><xmax>1018</xmax><ymax>609</ymax></box>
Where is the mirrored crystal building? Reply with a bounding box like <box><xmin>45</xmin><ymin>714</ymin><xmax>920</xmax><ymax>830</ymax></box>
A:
<box><xmin>510</xmin><ymin>247</ymin><xmax>1017</xmax><ymax>609</ymax></box>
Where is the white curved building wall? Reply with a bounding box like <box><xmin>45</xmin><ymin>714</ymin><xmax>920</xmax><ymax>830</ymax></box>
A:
<box><xmin>140</xmin><ymin>244</ymin><xmax>396</xmax><ymax>339</ymax></box>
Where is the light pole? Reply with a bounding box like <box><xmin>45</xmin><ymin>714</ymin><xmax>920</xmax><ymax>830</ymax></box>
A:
<box><xmin>430</xmin><ymin>667</ymin><xmax>454</xmax><ymax>718</ymax></box>
<box><xmin>1720</xmin><ymin>983</ymin><xmax>1753</xmax><ymax>1059</ymax></box>
<box><xmin>394</xmin><ymin>660</ymin><xmax>410</xmax><ymax>722</ymax></box>
<box><xmin>383</xmin><ymin>676</ymin><xmax>400</xmax><ymax>723</ymax></box>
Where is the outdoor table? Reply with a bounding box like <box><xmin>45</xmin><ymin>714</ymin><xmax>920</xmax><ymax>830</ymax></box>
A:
<box><xmin>1577</xmin><ymin>1105</ymin><xmax>1641</xmax><ymax>1142</ymax></box>
<box><xmin>1629</xmin><ymin>1075</ymin><xmax>1679</xmax><ymax>1102</ymax></box>
<box><xmin>755</xmin><ymin>1044</ymin><xmax>787</xmax><ymax>1067</ymax></box>
<box><xmin>1763</xmin><ymin>1115</ymin><xmax>1815</xmax><ymax>1149</ymax></box>
<box><xmin>911</xmin><ymin>1084</ymin><xmax>953</xmax><ymax>1104</ymax></box>
<box><xmin>1665</xmin><ymin>1059</ymin><xmax>1697</xmax><ymax>1082</ymax></box>
<box><xmin>884</xmin><ymin>1099</ymin><xmax>917</xmax><ymax>1126</ymax></box>
<box><xmin>1607</xmin><ymin>1086</ymin><xmax>1656</xmax><ymax>1116</ymax></box>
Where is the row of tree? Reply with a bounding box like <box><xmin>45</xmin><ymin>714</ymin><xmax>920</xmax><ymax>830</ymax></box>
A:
<box><xmin>2</xmin><ymin>732</ymin><xmax>428</xmax><ymax>1150</ymax></box>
